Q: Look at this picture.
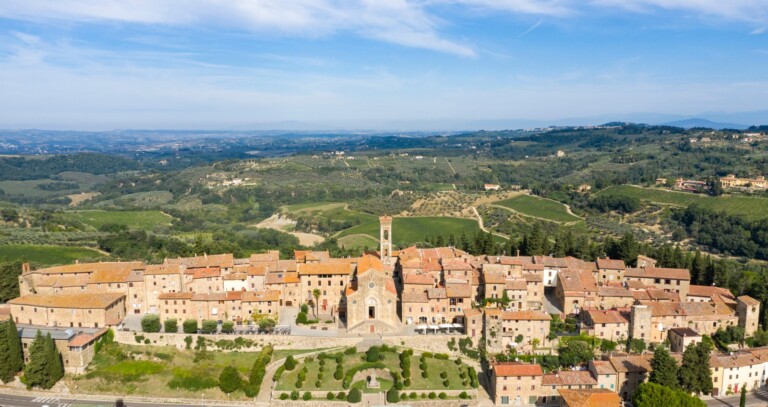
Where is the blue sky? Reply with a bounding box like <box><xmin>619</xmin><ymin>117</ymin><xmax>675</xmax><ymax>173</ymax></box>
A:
<box><xmin>0</xmin><ymin>1</ymin><xmax>767</xmax><ymax>130</ymax></box>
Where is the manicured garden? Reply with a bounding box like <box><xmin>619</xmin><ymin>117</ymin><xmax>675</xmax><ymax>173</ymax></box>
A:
<box><xmin>273</xmin><ymin>345</ymin><xmax>477</xmax><ymax>403</ymax></box>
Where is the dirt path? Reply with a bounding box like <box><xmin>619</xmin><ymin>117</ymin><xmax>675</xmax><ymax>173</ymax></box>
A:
<box><xmin>446</xmin><ymin>159</ymin><xmax>457</xmax><ymax>175</ymax></box>
<box><xmin>471</xmin><ymin>206</ymin><xmax>509</xmax><ymax>240</ymax></box>
<box><xmin>253</xmin><ymin>214</ymin><xmax>325</xmax><ymax>246</ymax></box>
<box><xmin>489</xmin><ymin>204</ymin><xmax>583</xmax><ymax>226</ymax></box>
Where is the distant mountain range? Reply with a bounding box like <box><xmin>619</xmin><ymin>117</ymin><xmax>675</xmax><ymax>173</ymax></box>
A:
<box><xmin>659</xmin><ymin>118</ymin><xmax>749</xmax><ymax>130</ymax></box>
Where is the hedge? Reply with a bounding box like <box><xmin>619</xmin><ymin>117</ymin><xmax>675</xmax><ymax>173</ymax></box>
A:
<box><xmin>141</xmin><ymin>314</ymin><xmax>161</xmax><ymax>333</ymax></box>
<box><xmin>183</xmin><ymin>319</ymin><xmax>198</xmax><ymax>334</ymax></box>
<box><xmin>347</xmin><ymin>388</ymin><xmax>362</xmax><ymax>403</ymax></box>
<box><xmin>221</xmin><ymin>321</ymin><xmax>235</xmax><ymax>334</ymax></box>
<box><xmin>201</xmin><ymin>320</ymin><xmax>218</xmax><ymax>334</ymax></box>
<box><xmin>164</xmin><ymin>318</ymin><xmax>178</xmax><ymax>333</ymax></box>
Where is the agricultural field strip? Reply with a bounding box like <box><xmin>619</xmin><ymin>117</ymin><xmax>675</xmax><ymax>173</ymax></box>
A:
<box><xmin>493</xmin><ymin>195</ymin><xmax>582</xmax><ymax>224</ymax></box>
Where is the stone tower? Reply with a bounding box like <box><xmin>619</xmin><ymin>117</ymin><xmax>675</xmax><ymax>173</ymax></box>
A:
<box><xmin>737</xmin><ymin>296</ymin><xmax>761</xmax><ymax>336</ymax></box>
<box><xmin>630</xmin><ymin>304</ymin><xmax>652</xmax><ymax>341</ymax></box>
<box><xmin>380</xmin><ymin>216</ymin><xmax>393</xmax><ymax>264</ymax></box>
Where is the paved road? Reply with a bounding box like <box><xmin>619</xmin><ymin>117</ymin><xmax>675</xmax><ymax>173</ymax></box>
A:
<box><xmin>0</xmin><ymin>392</ymin><xmax>205</xmax><ymax>407</ymax></box>
<box><xmin>705</xmin><ymin>388</ymin><xmax>768</xmax><ymax>406</ymax></box>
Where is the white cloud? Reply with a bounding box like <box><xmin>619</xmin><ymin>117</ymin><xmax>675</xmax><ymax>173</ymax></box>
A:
<box><xmin>589</xmin><ymin>0</ymin><xmax>768</xmax><ymax>24</ymax></box>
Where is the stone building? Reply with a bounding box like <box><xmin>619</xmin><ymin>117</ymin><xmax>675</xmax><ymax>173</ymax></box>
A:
<box><xmin>9</xmin><ymin>293</ymin><xmax>125</xmax><ymax>329</ymax></box>
<box><xmin>345</xmin><ymin>255</ymin><xmax>399</xmax><ymax>333</ymax></box>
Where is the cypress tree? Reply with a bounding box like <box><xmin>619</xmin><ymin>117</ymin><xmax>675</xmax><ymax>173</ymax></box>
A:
<box><xmin>0</xmin><ymin>321</ymin><xmax>11</xmax><ymax>382</ymax></box>
<box><xmin>3</xmin><ymin>318</ymin><xmax>23</xmax><ymax>382</ymax></box>
<box><xmin>45</xmin><ymin>333</ymin><xmax>63</xmax><ymax>387</ymax></box>
<box><xmin>649</xmin><ymin>346</ymin><xmax>679</xmax><ymax>389</ymax></box>
<box><xmin>23</xmin><ymin>330</ymin><xmax>49</xmax><ymax>389</ymax></box>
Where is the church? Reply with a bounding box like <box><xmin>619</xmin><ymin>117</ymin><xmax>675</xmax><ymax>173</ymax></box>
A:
<box><xmin>343</xmin><ymin>216</ymin><xmax>400</xmax><ymax>333</ymax></box>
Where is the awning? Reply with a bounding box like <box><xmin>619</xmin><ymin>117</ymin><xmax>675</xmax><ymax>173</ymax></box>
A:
<box><xmin>439</xmin><ymin>323</ymin><xmax>453</xmax><ymax>329</ymax></box>
<box><xmin>416</xmin><ymin>324</ymin><xmax>428</xmax><ymax>330</ymax></box>
<box><xmin>428</xmin><ymin>324</ymin><xmax>439</xmax><ymax>330</ymax></box>
<box><xmin>452</xmin><ymin>323</ymin><xmax>463</xmax><ymax>329</ymax></box>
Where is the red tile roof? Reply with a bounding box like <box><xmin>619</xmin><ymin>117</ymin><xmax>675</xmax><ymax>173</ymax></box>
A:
<box><xmin>494</xmin><ymin>363</ymin><xmax>543</xmax><ymax>377</ymax></box>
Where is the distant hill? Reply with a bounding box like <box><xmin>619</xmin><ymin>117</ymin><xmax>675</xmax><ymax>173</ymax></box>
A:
<box><xmin>661</xmin><ymin>118</ymin><xmax>748</xmax><ymax>130</ymax></box>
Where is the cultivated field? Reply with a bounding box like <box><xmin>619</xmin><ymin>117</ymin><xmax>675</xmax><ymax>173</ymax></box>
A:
<box><xmin>596</xmin><ymin>185</ymin><xmax>768</xmax><ymax>220</ymax></box>
<box><xmin>494</xmin><ymin>195</ymin><xmax>582</xmax><ymax>223</ymax></box>
<box><xmin>335</xmin><ymin>216</ymin><xmax>483</xmax><ymax>245</ymax></box>
<box><xmin>67</xmin><ymin>210</ymin><xmax>173</xmax><ymax>231</ymax></box>
<box><xmin>0</xmin><ymin>244</ymin><xmax>106</xmax><ymax>265</ymax></box>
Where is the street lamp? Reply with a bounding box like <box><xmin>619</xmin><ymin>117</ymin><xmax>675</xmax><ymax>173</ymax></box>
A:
<box><xmin>200</xmin><ymin>393</ymin><xmax>204</xmax><ymax>407</ymax></box>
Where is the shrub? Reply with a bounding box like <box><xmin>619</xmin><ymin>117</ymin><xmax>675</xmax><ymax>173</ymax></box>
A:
<box><xmin>409</xmin><ymin>392</ymin><xmax>417</xmax><ymax>399</ymax></box>
<box><xmin>365</xmin><ymin>347</ymin><xmax>380</xmax><ymax>362</ymax></box>
<box><xmin>300</xmin><ymin>304</ymin><xmax>309</xmax><ymax>314</ymax></box>
<box><xmin>221</xmin><ymin>321</ymin><xmax>235</xmax><ymax>334</ymax></box>
<box><xmin>167</xmin><ymin>369</ymin><xmax>217</xmax><ymax>391</ymax></box>
<box><xmin>183</xmin><ymin>319</ymin><xmax>198</xmax><ymax>334</ymax></box>
<box><xmin>296</xmin><ymin>312</ymin><xmax>308</xmax><ymax>324</ymax></box>
<box><xmin>337</xmin><ymin>391</ymin><xmax>346</xmax><ymax>399</ymax></box>
<box><xmin>302</xmin><ymin>392</ymin><xmax>311</xmax><ymax>401</ymax></box>
<box><xmin>164</xmin><ymin>319</ymin><xmax>178</xmax><ymax>333</ymax></box>
<box><xmin>279</xmin><ymin>393</ymin><xmax>289</xmax><ymax>400</ymax></box>
<box><xmin>347</xmin><ymin>388</ymin><xmax>362</xmax><ymax>403</ymax></box>
<box><xmin>387</xmin><ymin>388</ymin><xmax>400</xmax><ymax>403</ymax></box>
<box><xmin>455</xmin><ymin>358</ymin><xmax>463</xmax><ymax>365</ymax></box>
<box><xmin>327</xmin><ymin>392</ymin><xmax>335</xmax><ymax>400</ymax></box>
<box><xmin>395</xmin><ymin>381</ymin><xmax>404</xmax><ymax>390</ymax></box>
<box><xmin>421</xmin><ymin>371</ymin><xmax>428</xmax><ymax>378</ymax></box>
<box><xmin>315</xmin><ymin>380</ymin><xmax>321</xmax><ymax>388</ymax></box>
<box><xmin>141</xmin><ymin>315</ymin><xmax>161</xmax><ymax>333</ymax></box>
<box><xmin>218</xmin><ymin>366</ymin><xmax>242</xmax><ymax>394</ymax></box>
<box><xmin>443</xmin><ymin>379</ymin><xmax>450</xmax><ymax>387</ymax></box>
<box><xmin>401</xmin><ymin>392</ymin><xmax>408</xmax><ymax>400</ymax></box>
<box><xmin>404</xmin><ymin>378</ymin><xmax>411</xmax><ymax>387</ymax></box>
<box><xmin>184</xmin><ymin>335</ymin><xmax>192</xmax><ymax>350</ymax></box>
<box><xmin>345</xmin><ymin>347</ymin><xmax>357</xmax><ymax>355</ymax></box>
<box><xmin>284</xmin><ymin>355</ymin><xmax>297</xmax><ymax>371</ymax></box>
<box><xmin>429</xmin><ymin>392</ymin><xmax>436</xmax><ymax>399</ymax></box>
<box><xmin>434</xmin><ymin>353</ymin><xmax>449</xmax><ymax>360</ymax></box>
<box><xmin>459</xmin><ymin>391</ymin><xmax>468</xmax><ymax>399</ymax></box>
<box><xmin>135</xmin><ymin>335</ymin><xmax>145</xmax><ymax>343</ymax></box>
<box><xmin>334</xmin><ymin>367</ymin><xmax>343</xmax><ymax>380</ymax></box>
<box><xmin>201</xmin><ymin>320</ymin><xmax>218</xmax><ymax>334</ymax></box>
<box><xmin>440</xmin><ymin>371</ymin><xmax>447</xmax><ymax>379</ymax></box>
<box><xmin>439</xmin><ymin>392</ymin><xmax>447</xmax><ymax>399</ymax></box>
<box><xmin>290</xmin><ymin>390</ymin><xmax>299</xmax><ymax>400</ymax></box>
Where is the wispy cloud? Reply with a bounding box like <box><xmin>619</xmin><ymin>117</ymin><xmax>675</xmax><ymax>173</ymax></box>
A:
<box><xmin>752</xmin><ymin>26</ymin><xmax>767</xmax><ymax>35</ymax></box>
<box><xmin>518</xmin><ymin>19</ymin><xmax>544</xmax><ymax>37</ymax></box>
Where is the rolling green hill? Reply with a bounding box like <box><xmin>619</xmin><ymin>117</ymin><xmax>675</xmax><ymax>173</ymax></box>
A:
<box><xmin>0</xmin><ymin>244</ymin><xmax>107</xmax><ymax>265</ymax></box>
<box><xmin>335</xmin><ymin>216</ymin><xmax>483</xmax><ymax>246</ymax></box>
<box><xmin>67</xmin><ymin>210</ymin><xmax>173</xmax><ymax>231</ymax></box>
<box><xmin>596</xmin><ymin>185</ymin><xmax>768</xmax><ymax>220</ymax></box>
<box><xmin>494</xmin><ymin>195</ymin><xmax>582</xmax><ymax>223</ymax></box>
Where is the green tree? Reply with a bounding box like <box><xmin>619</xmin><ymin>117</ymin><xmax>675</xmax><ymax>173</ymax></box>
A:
<box><xmin>218</xmin><ymin>366</ymin><xmax>242</xmax><ymax>394</ymax></box>
<box><xmin>164</xmin><ymin>318</ymin><xmax>178</xmax><ymax>333</ymax></box>
<box><xmin>649</xmin><ymin>346</ymin><xmax>679</xmax><ymax>389</ymax></box>
<box><xmin>141</xmin><ymin>314</ymin><xmax>161</xmax><ymax>333</ymax></box>
<box><xmin>387</xmin><ymin>387</ymin><xmax>400</xmax><ymax>403</ymax></box>
<box><xmin>0</xmin><ymin>318</ymin><xmax>23</xmax><ymax>383</ymax></box>
<box><xmin>558</xmin><ymin>341</ymin><xmax>594</xmax><ymax>367</ymax></box>
<box><xmin>45</xmin><ymin>333</ymin><xmax>63</xmax><ymax>386</ymax></box>
<box><xmin>634</xmin><ymin>382</ymin><xmax>705</xmax><ymax>407</ymax></box>
<box><xmin>23</xmin><ymin>331</ymin><xmax>50</xmax><ymax>389</ymax></box>
<box><xmin>312</xmin><ymin>289</ymin><xmax>321</xmax><ymax>318</ymax></box>
<box><xmin>347</xmin><ymin>387</ymin><xmax>362</xmax><ymax>403</ymax></box>
<box><xmin>284</xmin><ymin>355</ymin><xmax>297</xmax><ymax>371</ymax></box>
<box><xmin>740</xmin><ymin>386</ymin><xmax>746</xmax><ymax>407</ymax></box>
<box><xmin>679</xmin><ymin>341</ymin><xmax>713</xmax><ymax>395</ymax></box>
<box><xmin>183</xmin><ymin>319</ymin><xmax>198</xmax><ymax>334</ymax></box>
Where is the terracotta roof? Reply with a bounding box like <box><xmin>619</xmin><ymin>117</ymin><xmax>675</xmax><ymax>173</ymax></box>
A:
<box><xmin>158</xmin><ymin>292</ymin><xmax>193</xmax><ymax>300</ymax></box>
<box><xmin>164</xmin><ymin>254</ymin><xmax>234</xmax><ymax>269</ymax></box>
<box><xmin>402</xmin><ymin>289</ymin><xmax>429</xmax><ymax>303</ymax></box>
<box><xmin>646</xmin><ymin>289</ymin><xmax>680</xmax><ymax>302</ymax></box>
<box><xmin>445</xmin><ymin>283</ymin><xmax>472</xmax><ymax>298</ymax></box>
<box><xmin>505</xmin><ymin>279</ymin><xmax>527</xmax><ymax>290</ymax></box>
<box><xmin>192</xmin><ymin>268</ymin><xmax>221</xmax><ymax>279</ymax></box>
<box><xmin>68</xmin><ymin>329</ymin><xmax>107</xmax><ymax>348</ymax></box>
<box><xmin>523</xmin><ymin>273</ymin><xmax>543</xmax><ymax>282</ymax></box>
<box><xmin>191</xmin><ymin>293</ymin><xmax>227</xmax><ymax>301</ymax></box>
<box><xmin>624</xmin><ymin>280</ymin><xmax>647</xmax><ymax>290</ymax></box>
<box><xmin>738</xmin><ymin>295</ymin><xmax>760</xmax><ymax>306</ymax></box>
<box><xmin>681</xmin><ymin>301</ymin><xmax>736</xmax><ymax>318</ymax></box>
<box><xmin>558</xmin><ymin>389</ymin><xmax>621</xmax><ymax>407</ymax></box>
<box><xmin>249</xmin><ymin>250</ymin><xmax>280</xmax><ymax>263</ymax></box>
<box><xmin>558</xmin><ymin>270</ymin><xmax>598</xmax><ymax>293</ymax></box>
<box><xmin>590</xmin><ymin>360</ymin><xmax>616</xmax><ymax>375</ymax></box>
<box><xmin>542</xmin><ymin>371</ymin><xmax>597</xmax><ymax>386</ymax></box>
<box><xmin>356</xmin><ymin>255</ymin><xmax>384</xmax><ymax>274</ymax></box>
<box><xmin>403</xmin><ymin>273</ymin><xmax>435</xmax><ymax>285</ymax></box>
<box><xmin>33</xmin><ymin>261</ymin><xmax>144</xmax><ymax>275</ymax></box>
<box><xmin>242</xmin><ymin>290</ymin><xmax>280</xmax><ymax>302</ymax></box>
<box><xmin>265</xmin><ymin>271</ymin><xmax>299</xmax><ymax>285</ymax></box>
<box><xmin>483</xmin><ymin>271</ymin><xmax>506</xmax><ymax>284</ymax></box>
<box><xmin>609</xmin><ymin>355</ymin><xmax>653</xmax><ymax>373</ymax></box>
<box><xmin>441</xmin><ymin>258</ymin><xmax>474</xmax><ymax>271</ymax></box>
<box><xmin>668</xmin><ymin>327</ymin><xmax>700</xmax><ymax>337</ymax></box>
<box><xmin>38</xmin><ymin>275</ymin><xmax>90</xmax><ymax>288</ymax></box>
<box><xmin>463</xmin><ymin>308</ymin><xmax>482</xmax><ymax>317</ymax></box>
<box><xmin>225</xmin><ymin>291</ymin><xmax>243</xmax><ymax>301</ymax></box>
<box><xmin>9</xmin><ymin>293</ymin><xmax>124</xmax><ymax>309</ymax></box>
<box><xmin>499</xmin><ymin>256</ymin><xmax>534</xmax><ymax>266</ymax></box>
<box><xmin>596</xmin><ymin>258</ymin><xmax>625</xmax><ymax>270</ymax></box>
<box><xmin>494</xmin><ymin>363</ymin><xmax>543</xmax><ymax>377</ymax></box>
<box><xmin>233</xmin><ymin>264</ymin><xmax>266</xmax><ymax>276</ymax></box>
<box><xmin>501</xmin><ymin>310</ymin><xmax>551</xmax><ymax>321</ymax></box>
<box><xmin>688</xmin><ymin>285</ymin><xmax>734</xmax><ymax>299</ymax></box>
<box><xmin>222</xmin><ymin>273</ymin><xmax>247</xmax><ymax>281</ymax></box>
<box><xmin>297</xmin><ymin>262</ymin><xmax>350</xmax><ymax>276</ymax></box>
<box><xmin>625</xmin><ymin>267</ymin><xmax>690</xmax><ymax>280</ymax></box>
<box><xmin>427</xmin><ymin>287</ymin><xmax>447</xmax><ymax>300</ymax></box>
<box><xmin>385</xmin><ymin>279</ymin><xmax>397</xmax><ymax>295</ymax></box>
<box><xmin>598</xmin><ymin>286</ymin><xmax>633</xmax><ymax>298</ymax></box>
<box><xmin>294</xmin><ymin>250</ymin><xmax>330</xmax><ymax>262</ymax></box>
<box><xmin>585</xmin><ymin>309</ymin><xmax>629</xmax><ymax>324</ymax></box>
<box><xmin>522</xmin><ymin>264</ymin><xmax>545</xmax><ymax>272</ymax></box>
<box><xmin>143</xmin><ymin>264</ymin><xmax>181</xmax><ymax>275</ymax></box>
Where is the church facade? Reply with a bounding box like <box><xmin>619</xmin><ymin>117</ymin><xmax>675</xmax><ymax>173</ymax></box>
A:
<box><xmin>345</xmin><ymin>254</ymin><xmax>399</xmax><ymax>334</ymax></box>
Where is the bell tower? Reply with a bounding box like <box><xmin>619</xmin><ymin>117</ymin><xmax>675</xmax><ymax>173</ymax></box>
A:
<box><xmin>379</xmin><ymin>216</ymin><xmax>393</xmax><ymax>264</ymax></box>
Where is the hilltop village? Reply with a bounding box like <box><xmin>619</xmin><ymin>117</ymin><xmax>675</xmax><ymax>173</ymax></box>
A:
<box><xmin>1</xmin><ymin>217</ymin><xmax>764</xmax><ymax>406</ymax></box>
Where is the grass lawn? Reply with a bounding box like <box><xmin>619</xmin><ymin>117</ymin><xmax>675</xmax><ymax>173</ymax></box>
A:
<box><xmin>335</xmin><ymin>216</ymin><xmax>483</xmax><ymax>245</ymax></box>
<box><xmin>596</xmin><ymin>185</ymin><xmax>768</xmax><ymax>221</ymax></box>
<box><xmin>0</xmin><ymin>244</ymin><xmax>107</xmax><ymax>265</ymax></box>
<box><xmin>68</xmin><ymin>343</ymin><xmax>319</xmax><ymax>401</ymax></box>
<box><xmin>494</xmin><ymin>195</ymin><xmax>582</xmax><ymax>223</ymax></box>
<box><xmin>275</xmin><ymin>350</ymin><xmax>474</xmax><ymax>392</ymax></box>
<box><xmin>0</xmin><ymin>179</ymin><xmax>83</xmax><ymax>198</ymax></box>
<box><xmin>67</xmin><ymin>210</ymin><xmax>173</xmax><ymax>231</ymax></box>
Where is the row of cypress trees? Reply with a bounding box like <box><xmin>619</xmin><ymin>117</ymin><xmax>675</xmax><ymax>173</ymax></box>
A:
<box><xmin>0</xmin><ymin>316</ymin><xmax>65</xmax><ymax>389</ymax></box>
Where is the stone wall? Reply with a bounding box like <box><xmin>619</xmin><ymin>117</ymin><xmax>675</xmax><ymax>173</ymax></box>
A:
<box><xmin>114</xmin><ymin>330</ymin><xmax>360</xmax><ymax>350</ymax></box>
